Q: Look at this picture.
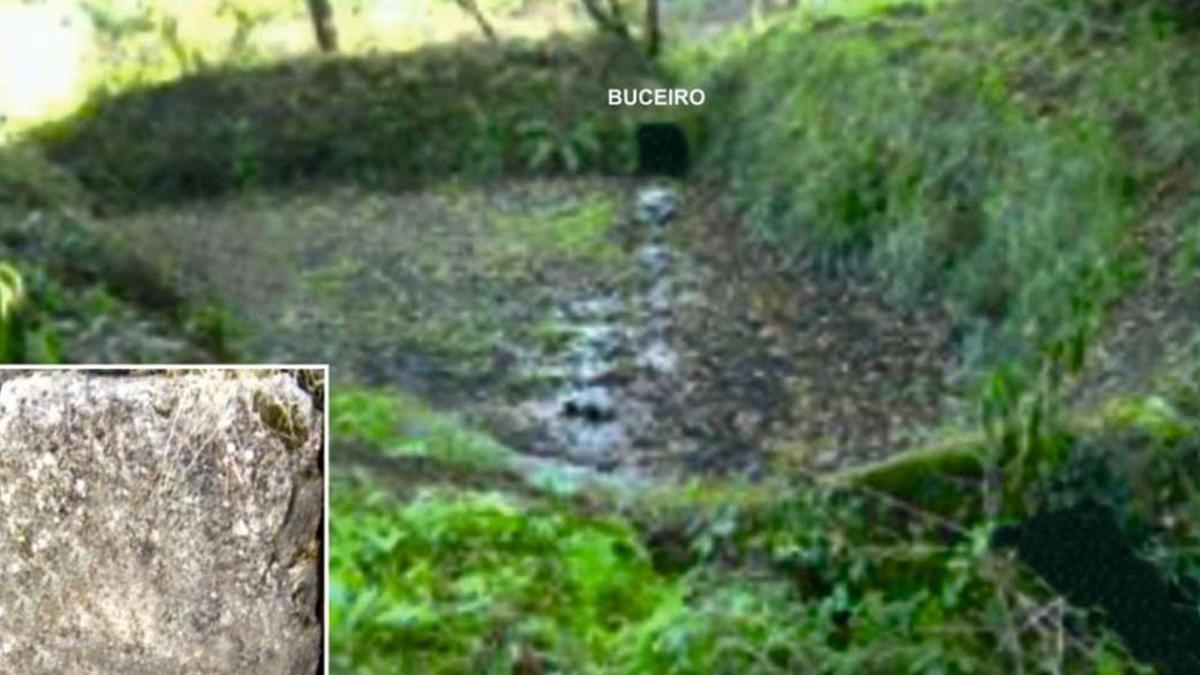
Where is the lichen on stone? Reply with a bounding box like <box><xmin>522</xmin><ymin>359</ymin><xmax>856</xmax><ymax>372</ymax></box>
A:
<box><xmin>0</xmin><ymin>368</ymin><xmax>325</xmax><ymax>674</ymax></box>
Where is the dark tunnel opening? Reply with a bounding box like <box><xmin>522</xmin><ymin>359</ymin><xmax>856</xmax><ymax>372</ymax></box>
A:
<box><xmin>636</xmin><ymin>122</ymin><xmax>690</xmax><ymax>178</ymax></box>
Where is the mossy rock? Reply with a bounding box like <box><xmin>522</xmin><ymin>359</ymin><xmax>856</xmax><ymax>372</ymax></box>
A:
<box><xmin>824</xmin><ymin>434</ymin><xmax>988</xmax><ymax>519</ymax></box>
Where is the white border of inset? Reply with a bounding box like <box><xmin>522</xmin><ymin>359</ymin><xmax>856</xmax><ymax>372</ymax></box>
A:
<box><xmin>0</xmin><ymin>363</ymin><xmax>330</xmax><ymax>673</ymax></box>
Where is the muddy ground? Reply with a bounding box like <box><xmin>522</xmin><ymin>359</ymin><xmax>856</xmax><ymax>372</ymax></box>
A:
<box><xmin>107</xmin><ymin>177</ymin><xmax>964</xmax><ymax>480</ymax></box>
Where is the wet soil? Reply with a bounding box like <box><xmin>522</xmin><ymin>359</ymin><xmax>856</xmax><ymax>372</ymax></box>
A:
<box><xmin>478</xmin><ymin>185</ymin><xmax>708</xmax><ymax>477</ymax></box>
<box><xmin>670</xmin><ymin>186</ymin><xmax>961</xmax><ymax>472</ymax></box>
<box><xmin>104</xmin><ymin>177</ymin><xmax>963</xmax><ymax>482</ymax></box>
<box><xmin>476</xmin><ymin>182</ymin><xmax>962</xmax><ymax>479</ymax></box>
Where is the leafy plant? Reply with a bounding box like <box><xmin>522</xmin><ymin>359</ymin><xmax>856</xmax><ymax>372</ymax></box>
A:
<box><xmin>0</xmin><ymin>261</ymin><xmax>63</xmax><ymax>363</ymax></box>
<box><xmin>329</xmin><ymin>387</ymin><xmax>1152</xmax><ymax>673</ymax></box>
<box><xmin>330</xmin><ymin>485</ymin><xmax>670</xmax><ymax>674</ymax></box>
<box><xmin>0</xmin><ymin>261</ymin><xmax>26</xmax><ymax>360</ymax></box>
<box><xmin>517</xmin><ymin>117</ymin><xmax>605</xmax><ymax>174</ymax></box>
<box><xmin>184</xmin><ymin>303</ymin><xmax>242</xmax><ymax>361</ymax></box>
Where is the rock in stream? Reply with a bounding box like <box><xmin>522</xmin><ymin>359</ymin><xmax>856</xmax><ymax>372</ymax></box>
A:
<box><xmin>497</xmin><ymin>185</ymin><xmax>695</xmax><ymax>476</ymax></box>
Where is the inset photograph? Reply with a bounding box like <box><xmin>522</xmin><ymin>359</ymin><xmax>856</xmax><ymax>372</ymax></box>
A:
<box><xmin>0</xmin><ymin>366</ymin><xmax>326</xmax><ymax>674</ymax></box>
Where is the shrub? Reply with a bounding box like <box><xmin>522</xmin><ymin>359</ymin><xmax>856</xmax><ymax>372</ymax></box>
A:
<box><xmin>693</xmin><ymin>0</ymin><xmax>1198</xmax><ymax>368</ymax></box>
<box><xmin>329</xmin><ymin>486</ymin><xmax>670</xmax><ymax>674</ymax></box>
<box><xmin>29</xmin><ymin>36</ymin><xmax>653</xmax><ymax>210</ymax></box>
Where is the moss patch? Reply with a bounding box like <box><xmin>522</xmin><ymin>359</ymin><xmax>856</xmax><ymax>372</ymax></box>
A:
<box><xmin>253</xmin><ymin>389</ymin><xmax>309</xmax><ymax>451</ymax></box>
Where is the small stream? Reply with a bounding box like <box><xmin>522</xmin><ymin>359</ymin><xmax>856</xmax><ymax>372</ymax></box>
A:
<box><xmin>495</xmin><ymin>184</ymin><xmax>696</xmax><ymax>479</ymax></box>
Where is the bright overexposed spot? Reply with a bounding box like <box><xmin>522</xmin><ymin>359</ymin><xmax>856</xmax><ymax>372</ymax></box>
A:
<box><xmin>368</xmin><ymin>0</ymin><xmax>432</xmax><ymax>27</ymax></box>
<box><xmin>0</xmin><ymin>2</ymin><xmax>93</xmax><ymax>129</ymax></box>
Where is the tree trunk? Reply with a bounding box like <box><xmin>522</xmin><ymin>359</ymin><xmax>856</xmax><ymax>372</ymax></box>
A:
<box><xmin>645</xmin><ymin>0</ymin><xmax>660</xmax><ymax>57</ymax></box>
<box><xmin>305</xmin><ymin>0</ymin><xmax>338</xmax><ymax>53</ymax></box>
<box><xmin>454</xmin><ymin>0</ymin><xmax>498</xmax><ymax>42</ymax></box>
<box><xmin>579</xmin><ymin>0</ymin><xmax>631</xmax><ymax>40</ymax></box>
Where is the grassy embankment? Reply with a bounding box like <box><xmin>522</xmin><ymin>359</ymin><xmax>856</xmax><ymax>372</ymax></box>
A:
<box><xmin>327</xmin><ymin>2</ymin><xmax>1200</xmax><ymax>672</ymax></box>
<box><xmin>3</xmin><ymin>0</ymin><xmax>1198</xmax><ymax>670</ymax></box>
<box><xmin>1</xmin><ymin>32</ymin><xmax>653</xmax><ymax>365</ymax></box>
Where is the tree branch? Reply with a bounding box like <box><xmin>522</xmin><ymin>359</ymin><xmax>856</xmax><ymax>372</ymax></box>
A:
<box><xmin>579</xmin><ymin>0</ymin><xmax>631</xmax><ymax>39</ymax></box>
<box><xmin>453</xmin><ymin>0</ymin><xmax>498</xmax><ymax>42</ymax></box>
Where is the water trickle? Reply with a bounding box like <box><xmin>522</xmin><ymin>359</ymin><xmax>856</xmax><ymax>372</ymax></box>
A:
<box><xmin>499</xmin><ymin>185</ymin><xmax>691</xmax><ymax>475</ymax></box>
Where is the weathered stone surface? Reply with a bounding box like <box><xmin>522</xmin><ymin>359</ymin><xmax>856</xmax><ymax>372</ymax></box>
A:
<box><xmin>0</xmin><ymin>370</ymin><xmax>323</xmax><ymax>674</ymax></box>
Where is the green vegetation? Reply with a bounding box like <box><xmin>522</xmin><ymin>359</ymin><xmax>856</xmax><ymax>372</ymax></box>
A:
<box><xmin>0</xmin><ymin>259</ymin><xmax>71</xmax><ymax>363</ymax></box>
<box><xmin>28</xmin><ymin>37</ymin><xmax>649</xmax><ymax>210</ymax></box>
<box><xmin>323</xmin><ymin>1</ymin><xmax>1199</xmax><ymax>671</ymax></box>
<box><xmin>329</xmin><ymin>385</ymin><xmax>1167</xmax><ymax>673</ymax></box>
<box><xmin>0</xmin><ymin>142</ymin><xmax>223</xmax><ymax>363</ymax></box>
<box><xmin>698</xmin><ymin>0</ymin><xmax>1199</xmax><ymax>366</ymax></box>
<box><xmin>326</xmin><ymin>336</ymin><xmax>1200</xmax><ymax>671</ymax></box>
<box><xmin>0</xmin><ymin>0</ymin><xmax>603</xmax><ymax>134</ymax></box>
<box><xmin>3</xmin><ymin>0</ymin><xmax>1198</xmax><ymax>671</ymax></box>
<box><xmin>330</xmin><ymin>486</ymin><xmax>668</xmax><ymax>674</ymax></box>
<box><xmin>487</xmin><ymin>196</ymin><xmax>623</xmax><ymax>273</ymax></box>
<box><xmin>0</xmin><ymin>144</ymin><xmax>90</xmax><ymax>210</ymax></box>
<box><xmin>0</xmin><ymin>262</ymin><xmax>26</xmax><ymax>360</ymax></box>
<box><xmin>77</xmin><ymin>180</ymin><xmax>632</xmax><ymax>383</ymax></box>
<box><xmin>332</xmin><ymin>388</ymin><xmax>511</xmax><ymax>473</ymax></box>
